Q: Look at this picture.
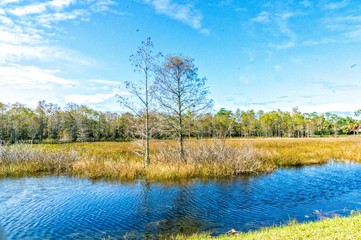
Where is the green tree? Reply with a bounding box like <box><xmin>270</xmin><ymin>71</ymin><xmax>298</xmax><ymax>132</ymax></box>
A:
<box><xmin>214</xmin><ymin>108</ymin><xmax>235</xmax><ymax>138</ymax></box>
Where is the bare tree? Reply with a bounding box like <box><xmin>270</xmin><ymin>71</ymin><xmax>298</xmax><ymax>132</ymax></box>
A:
<box><xmin>155</xmin><ymin>55</ymin><xmax>212</xmax><ymax>161</ymax></box>
<box><xmin>117</xmin><ymin>38</ymin><xmax>161</xmax><ymax>167</ymax></box>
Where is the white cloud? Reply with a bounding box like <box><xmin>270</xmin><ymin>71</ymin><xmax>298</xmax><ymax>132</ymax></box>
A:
<box><xmin>324</xmin><ymin>0</ymin><xmax>350</xmax><ymax>10</ymax></box>
<box><xmin>0</xmin><ymin>0</ymin><xmax>20</xmax><ymax>5</ymax></box>
<box><xmin>347</xmin><ymin>27</ymin><xmax>361</xmax><ymax>41</ymax></box>
<box><xmin>274</xmin><ymin>65</ymin><xmax>282</xmax><ymax>71</ymax></box>
<box><xmin>302</xmin><ymin>39</ymin><xmax>334</xmax><ymax>46</ymax></box>
<box><xmin>0</xmin><ymin>0</ymin><xmax>120</xmax><ymax>111</ymax></box>
<box><xmin>0</xmin><ymin>26</ymin><xmax>43</xmax><ymax>45</ymax></box>
<box><xmin>89</xmin><ymin>79</ymin><xmax>120</xmax><ymax>86</ymax></box>
<box><xmin>65</xmin><ymin>87</ymin><xmax>126</xmax><ymax>105</ymax></box>
<box><xmin>322</xmin><ymin>15</ymin><xmax>361</xmax><ymax>42</ymax></box>
<box><xmin>0</xmin><ymin>16</ymin><xmax>13</xmax><ymax>25</ymax></box>
<box><xmin>326</xmin><ymin>15</ymin><xmax>361</xmax><ymax>23</ymax></box>
<box><xmin>8</xmin><ymin>0</ymin><xmax>77</xmax><ymax>16</ymax></box>
<box><xmin>252</xmin><ymin>11</ymin><xmax>269</xmax><ymax>23</ymax></box>
<box><xmin>0</xmin><ymin>42</ymin><xmax>94</xmax><ymax>66</ymax></box>
<box><xmin>251</xmin><ymin>9</ymin><xmax>298</xmax><ymax>49</ymax></box>
<box><xmin>37</xmin><ymin>9</ymin><xmax>87</xmax><ymax>26</ymax></box>
<box><xmin>0</xmin><ymin>1</ymin><xmax>109</xmax><ymax>65</ymax></box>
<box><xmin>143</xmin><ymin>0</ymin><xmax>207</xmax><ymax>33</ymax></box>
<box><xmin>299</xmin><ymin>103</ymin><xmax>360</xmax><ymax>113</ymax></box>
<box><xmin>240</xmin><ymin>76</ymin><xmax>252</xmax><ymax>84</ymax></box>
<box><xmin>9</xmin><ymin>3</ymin><xmax>48</xmax><ymax>16</ymax></box>
<box><xmin>48</xmin><ymin>0</ymin><xmax>75</xmax><ymax>10</ymax></box>
<box><xmin>300</xmin><ymin>0</ymin><xmax>312</xmax><ymax>7</ymax></box>
<box><xmin>269</xmin><ymin>41</ymin><xmax>296</xmax><ymax>49</ymax></box>
<box><xmin>65</xmin><ymin>93</ymin><xmax>116</xmax><ymax>104</ymax></box>
<box><xmin>92</xmin><ymin>0</ymin><xmax>118</xmax><ymax>13</ymax></box>
<box><xmin>0</xmin><ymin>64</ymin><xmax>76</xmax><ymax>89</ymax></box>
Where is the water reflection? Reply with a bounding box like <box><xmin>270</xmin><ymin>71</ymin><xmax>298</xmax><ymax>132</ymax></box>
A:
<box><xmin>1</xmin><ymin>162</ymin><xmax>361</xmax><ymax>239</ymax></box>
<box><xmin>0</xmin><ymin>224</ymin><xmax>6</xmax><ymax>240</ymax></box>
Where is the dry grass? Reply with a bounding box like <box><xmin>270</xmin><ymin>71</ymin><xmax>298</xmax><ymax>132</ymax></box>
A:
<box><xmin>244</xmin><ymin>137</ymin><xmax>361</xmax><ymax>166</ymax></box>
<box><xmin>0</xmin><ymin>144</ymin><xmax>77</xmax><ymax>177</ymax></box>
<box><xmin>1</xmin><ymin>137</ymin><xmax>361</xmax><ymax>181</ymax></box>
<box><xmin>72</xmin><ymin>140</ymin><xmax>275</xmax><ymax>181</ymax></box>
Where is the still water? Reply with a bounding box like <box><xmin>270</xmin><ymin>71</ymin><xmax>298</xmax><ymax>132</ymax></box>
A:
<box><xmin>1</xmin><ymin>162</ymin><xmax>361</xmax><ymax>239</ymax></box>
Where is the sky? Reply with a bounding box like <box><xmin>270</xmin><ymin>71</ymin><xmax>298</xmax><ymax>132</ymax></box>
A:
<box><xmin>0</xmin><ymin>0</ymin><xmax>360</xmax><ymax>115</ymax></box>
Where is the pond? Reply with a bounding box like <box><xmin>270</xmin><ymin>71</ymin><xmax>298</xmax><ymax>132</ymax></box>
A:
<box><xmin>1</xmin><ymin>162</ymin><xmax>361</xmax><ymax>239</ymax></box>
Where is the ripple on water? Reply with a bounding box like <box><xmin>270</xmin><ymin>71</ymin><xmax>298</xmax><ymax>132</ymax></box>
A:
<box><xmin>1</xmin><ymin>162</ymin><xmax>361</xmax><ymax>239</ymax></box>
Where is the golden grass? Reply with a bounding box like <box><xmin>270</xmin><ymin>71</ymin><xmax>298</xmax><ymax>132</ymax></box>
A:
<box><xmin>245</xmin><ymin>137</ymin><xmax>361</xmax><ymax>166</ymax></box>
<box><xmin>180</xmin><ymin>213</ymin><xmax>361</xmax><ymax>240</ymax></box>
<box><xmin>1</xmin><ymin>137</ymin><xmax>361</xmax><ymax>181</ymax></box>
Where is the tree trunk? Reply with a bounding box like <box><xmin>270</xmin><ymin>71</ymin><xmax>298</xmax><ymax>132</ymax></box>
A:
<box><xmin>145</xmin><ymin>113</ymin><xmax>150</xmax><ymax>167</ymax></box>
<box><xmin>177</xmin><ymin>75</ymin><xmax>185</xmax><ymax>162</ymax></box>
<box><xmin>144</xmin><ymin>70</ymin><xmax>150</xmax><ymax>167</ymax></box>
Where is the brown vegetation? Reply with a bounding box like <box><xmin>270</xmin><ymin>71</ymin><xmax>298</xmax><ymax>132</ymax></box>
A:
<box><xmin>1</xmin><ymin>137</ymin><xmax>361</xmax><ymax>181</ymax></box>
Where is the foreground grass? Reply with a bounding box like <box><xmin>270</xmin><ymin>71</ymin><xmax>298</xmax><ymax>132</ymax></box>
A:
<box><xmin>179</xmin><ymin>213</ymin><xmax>361</xmax><ymax>240</ymax></box>
<box><xmin>1</xmin><ymin>137</ymin><xmax>361</xmax><ymax>181</ymax></box>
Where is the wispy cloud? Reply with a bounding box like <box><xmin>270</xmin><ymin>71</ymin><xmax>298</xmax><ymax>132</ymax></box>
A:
<box><xmin>302</xmin><ymin>38</ymin><xmax>335</xmax><ymax>46</ymax></box>
<box><xmin>251</xmin><ymin>9</ymin><xmax>299</xmax><ymax>49</ymax></box>
<box><xmin>323</xmin><ymin>0</ymin><xmax>350</xmax><ymax>10</ymax></box>
<box><xmin>0</xmin><ymin>0</ymin><xmax>20</xmax><ymax>5</ymax></box>
<box><xmin>300</xmin><ymin>0</ymin><xmax>312</xmax><ymax>7</ymax></box>
<box><xmin>91</xmin><ymin>0</ymin><xmax>119</xmax><ymax>13</ymax></box>
<box><xmin>89</xmin><ymin>79</ymin><xmax>120</xmax><ymax>86</ymax></box>
<box><xmin>248</xmin><ymin>98</ymin><xmax>294</xmax><ymax>106</ymax></box>
<box><xmin>300</xmin><ymin>103</ymin><xmax>359</xmax><ymax>113</ymax></box>
<box><xmin>274</xmin><ymin>64</ymin><xmax>282</xmax><ymax>71</ymax></box>
<box><xmin>9</xmin><ymin>3</ymin><xmax>48</xmax><ymax>16</ymax></box>
<box><xmin>65</xmin><ymin>93</ymin><xmax>115</xmax><ymax>104</ymax></box>
<box><xmin>0</xmin><ymin>64</ymin><xmax>76</xmax><ymax>89</ymax></box>
<box><xmin>302</xmin><ymin>94</ymin><xmax>325</xmax><ymax>99</ymax></box>
<box><xmin>315</xmin><ymin>81</ymin><xmax>361</xmax><ymax>93</ymax></box>
<box><xmin>0</xmin><ymin>0</ymin><xmax>119</xmax><ymax>109</ymax></box>
<box><xmin>37</xmin><ymin>9</ymin><xmax>88</xmax><ymax>27</ymax></box>
<box><xmin>269</xmin><ymin>41</ymin><xmax>296</xmax><ymax>49</ymax></box>
<box><xmin>143</xmin><ymin>0</ymin><xmax>208</xmax><ymax>33</ymax></box>
<box><xmin>65</xmin><ymin>86</ymin><xmax>127</xmax><ymax>106</ymax></box>
<box><xmin>49</xmin><ymin>0</ymin><xmax>75</xmax><ymax>10</ymax></box>
<box><xmin>251</xmin><ymin>11</ymin><xmax>269</xmax><ymax>23</ymax></box>
<box><xmin>348</xmin><ymin>28</ymin><xmax>361</xmax><ymax>41</ymax></box>
<box><xmin>323</xmin><ymin>14</ymin><xmax>361</xmax><ymax>42</ymax></box>
<box><xmin>0</xmin><ymin>0</ymin><xmax>117</xmax><ymax>66</ymax></box>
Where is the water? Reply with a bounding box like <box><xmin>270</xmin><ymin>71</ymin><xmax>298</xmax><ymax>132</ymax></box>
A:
<box><xmin>1</xmin><ymin>162</ymin><xmax>361</xmax><ymax>239</ymax></box>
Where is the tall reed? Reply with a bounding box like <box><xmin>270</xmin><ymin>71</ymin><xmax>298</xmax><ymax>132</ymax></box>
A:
<box><xmin>0</xmin><ymin>144</ymin><xmax>77</xmax><ymax>177</ymax></box>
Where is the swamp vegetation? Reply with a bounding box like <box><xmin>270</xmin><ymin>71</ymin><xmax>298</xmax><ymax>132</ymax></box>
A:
<box><xmin>1</xmin><ymin>137</ymin><xmax>361</xmax><ymax>181</ymax></box>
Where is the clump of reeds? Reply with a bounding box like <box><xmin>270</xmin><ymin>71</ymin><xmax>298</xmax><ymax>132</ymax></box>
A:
<box><xmin>0</xmin><ymin>144</ymin><xmax>78</xmax><ymax>177</ymax></box>
<box><xmin>153</xmin><ymin>140</ymin><xmax>276</xmax><ymax>177</ymax></box>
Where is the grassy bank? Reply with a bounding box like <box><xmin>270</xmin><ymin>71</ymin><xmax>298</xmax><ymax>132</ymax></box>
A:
<box><xmin>180</xmin><ymin>213</ymin><xmax>361</xmax><ymax>240</ymax></box>
<box><xmin>1</xmin><ymin>137</ymin><xmax>361</xmax><ymax>181</ymax></box>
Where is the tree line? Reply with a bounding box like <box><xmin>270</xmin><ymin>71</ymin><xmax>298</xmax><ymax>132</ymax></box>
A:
<box><xmin>0</xmin><ymin>101</ymin><xmax>360</xmax><ymax>144</ymax></box>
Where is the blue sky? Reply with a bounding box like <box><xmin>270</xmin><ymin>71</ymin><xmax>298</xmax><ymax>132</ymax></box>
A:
<box><xmin>0</xmin><ymin>0</ymin><xmax>360</xmax><ymax>114</ymax></box>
